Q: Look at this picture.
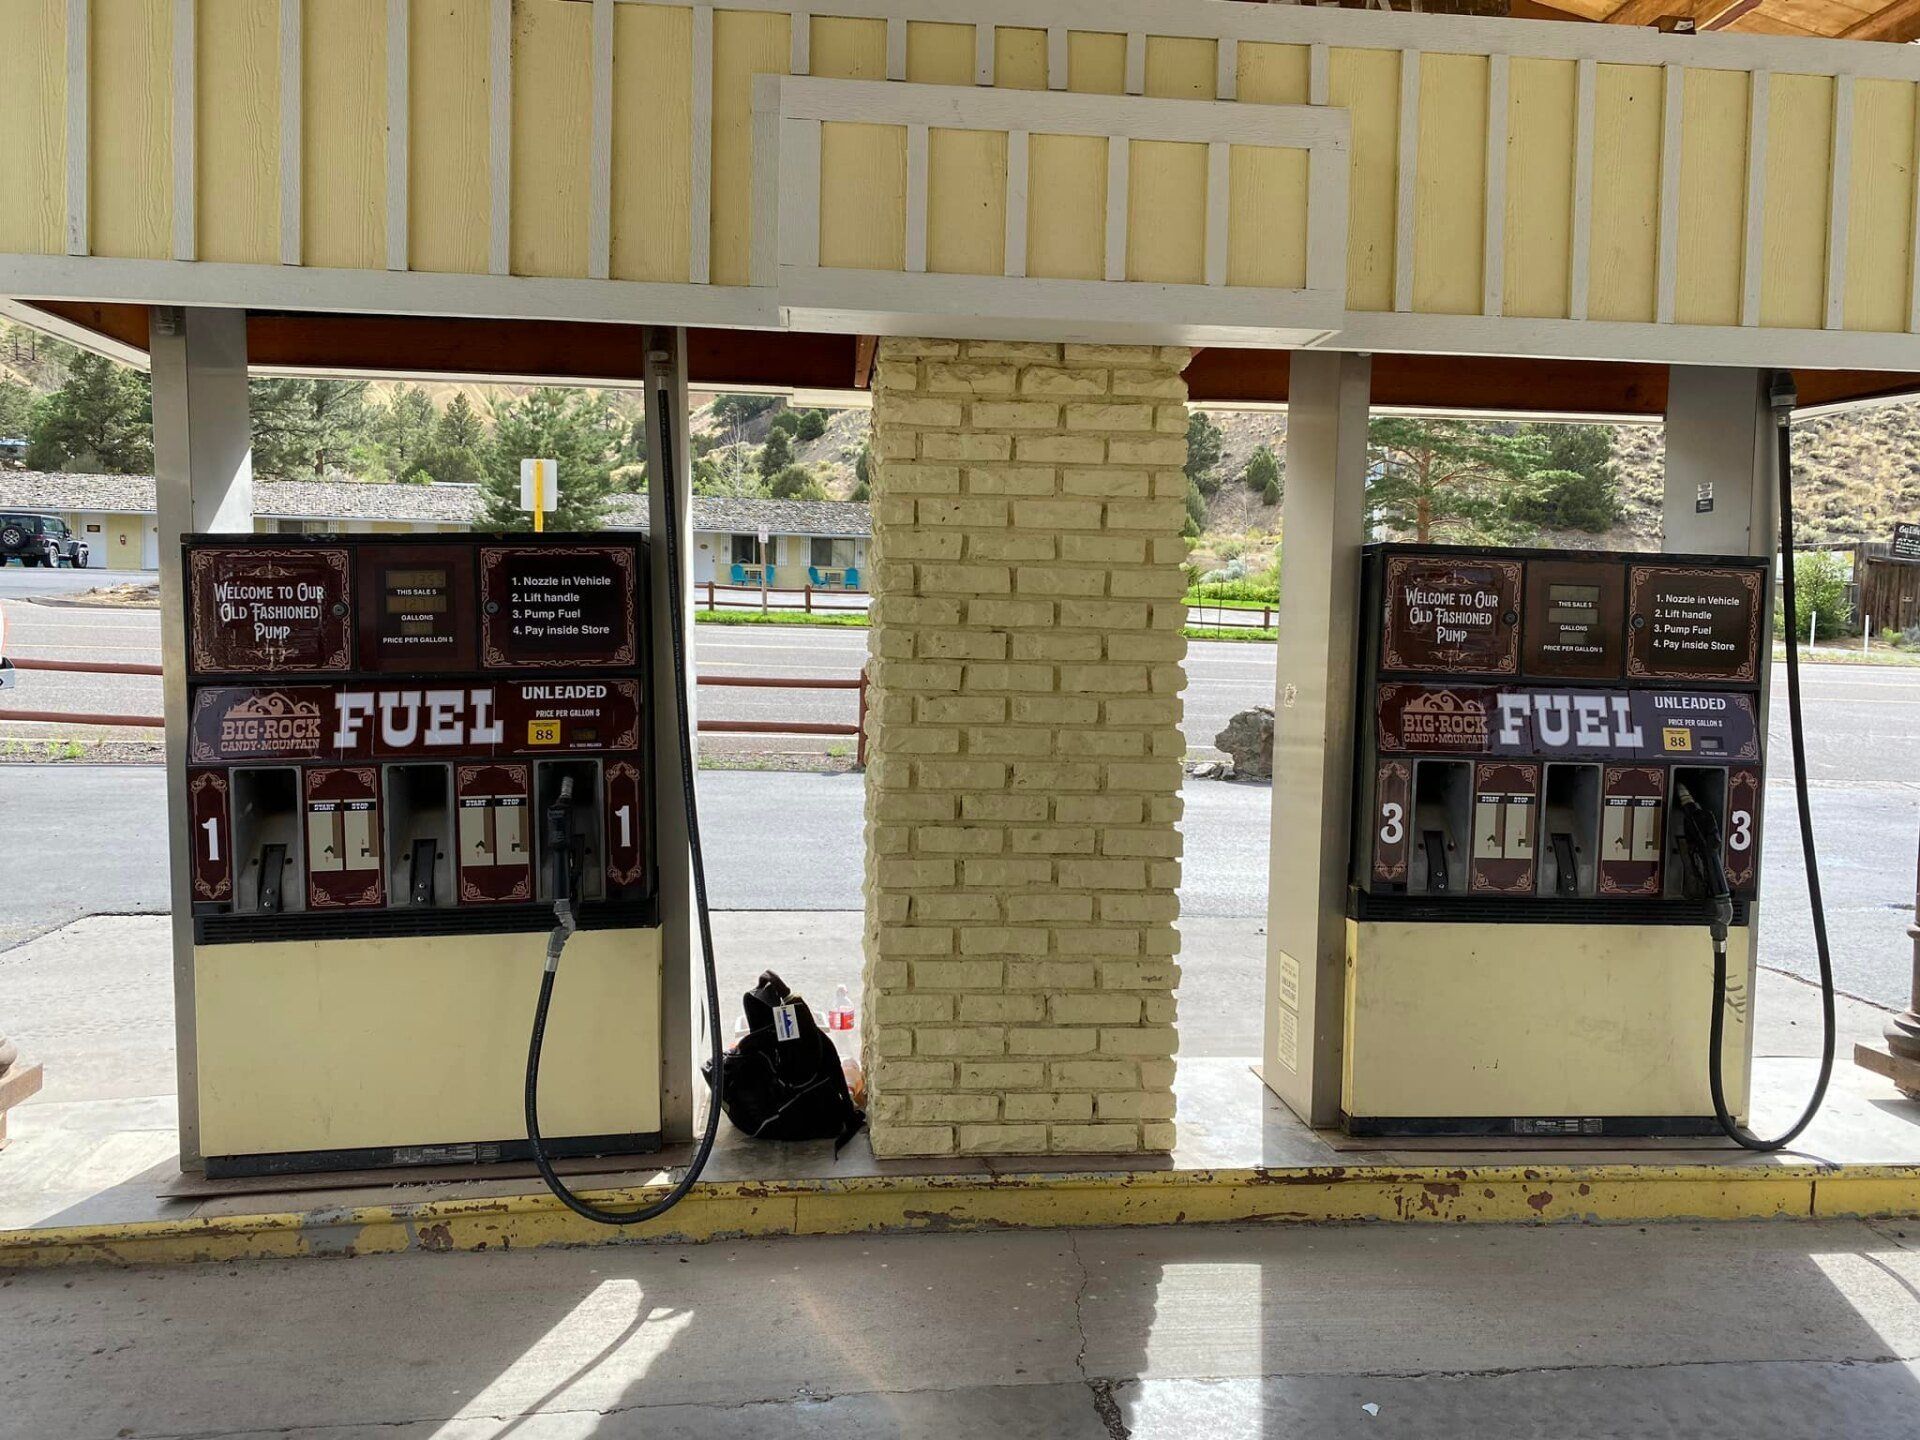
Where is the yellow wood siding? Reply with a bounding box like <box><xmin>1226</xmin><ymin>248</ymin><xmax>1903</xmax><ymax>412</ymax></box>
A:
<box><xmin>1330</xmin><ymin>47</ymin><xmax>1401</xmax><ymax>313</ymax></box>
<box><xmin>91</xmin><ymin>0</ymin><xmax>171</xmax><ymax>260</ymax></box>
<box><xmin>814</xmin><ymin>17</ymin><xmax>902</xmax><ymax>273</ymax></box>
<box><xmin>1503</xmin><ymin>57</ymin><xmax>1576</xmax><ymax>320</ymax></box>
<box><xmin>1588</xmin><ymin>63</ymin><xmax>1663</xmax><ymax>324</ymax></box>
<box><xmin>709</xmin><ymin>6</ymin><xmax>789</xmax><ymax>286</ymax></box>
<box><xmin>1761</xmin><ymin>72</ymin><xmax>1834</xmax><ymax>331</ymax></box>
<box><xmin>0</xmin><ymin>0</ymin><xmax>66</xmax><ymax>255</ymax></box>
<box><xmin>198</xmin><ymin>0</ymin><xmax>279</xmax><ymax>266</ymax></box>
<box><xmin>302</xmin><ymin>0</ymin><xmax>385</xmax><ymax>270</ymax></box>
<box><xmin>1413</xmin><ymin>51</ymin><xmax>1488</xmax><ymax>316</ymax></box>
<box><xmin>994</xmin><ymin>27</ymin><xmax>1047</xmax><ymax>90</ymax></box>
<box><xmin>409</xmin><ymin>0</ymin><xmax>490</xmax><ymax>275</ymax></box>
<box><xmin>612</xmin><ymin>4</ymin><xmax>693</xmax><ymax>283</ymax></box>
<box><xmin>1026</xmin><ymin>134</ymin><xmax>1107</xmax><ymax>281</ymax></box>
<box><xmin>1844</xmin><ymin>78</ymin><xmax>1917</xmax><ymax>334</ymax></box>
<box><xmin>509</xmin><ymin>0</ymin><xmax>591</xmax><ymax>278</ymax></box>
<box><xmin>1674</xmin><ymin>68</ymin><xmax>1749</xmax><ymax>328</ymax></box>
<box><xmin>9</xmin><ymin>2</ymin><xmax>1920</xmax><ymax>362</ymax></box>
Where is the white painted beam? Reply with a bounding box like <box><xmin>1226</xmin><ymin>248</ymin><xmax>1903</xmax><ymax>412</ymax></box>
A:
<box><xmin>1483</xmin><ymin>52</ymin><xmax>1507</xmax><ymax>319</ymax></box>
<box><xmin>66</xmin><ymin>0</ymin><xmax>88</xmax><ymax>256</ymax></box>
<box><xmin>1004</xmin><ymin>127</ymin><xmax>1028</xmax><ymax>279</ymax></box>
<box><xmin>1206</xmin><ymin>139</ymin><xmax>1229</xmax><ymax>288</ymax></box>
<box><xmin>173</xmin><ymin>0</ymin><xmax>195</xmax><ymax>261</ymax></box>
<box><xmin>1393</xmin><ymin>49</ymin><xmax>1420</xmax><ymax>314</ymax></box>
<box><xmin>281</xmin><ymin>0</ymin><xmax>303</xmax><ymax>266</ymax></box>
<box><xmin>1825</xmin><ymin>73</ymin><xmax>1853</xmax><ymax>331</ymax></box>
<box><xmin>1741</xmin><ymin>69</ymin><xmax>1769</xmax><ymax>329</ymax></box>
<box><xmin>1656</xmin><ymin>64</ymin><xmax>1683</xmax><ymax>326</ymax></box>
<box><xmin>689</xmin><ymin>3</ymin><xmax>714</xmax><ymax>283</ymax></box>
<box><xmin>1569</xmin><ymin>57</ymin><xmax>1595</xmax><ymax>322</ymax></box>
<box><xmin>905</xmin><ymin>122</ymin><xmax>928</xmax><ymax>274</ymax></box>
<box><xmin>588</xmin><ymin>0</ymin><xmax>614</xmax><ymax>281</ymax></box>
<box><xmin>386</xmin><ymin>0</ymin><xmax>410</xmax><ymax>272</ymax></box>
<box><xmin>1105</xmin><ymin>136</ymin><xmax>1130</xmax><ymax>282</ymax></box>
<box><xmin>488</xmin><ymin>0</ymin><xmax>511</xmax><ymax>276</ymax></box>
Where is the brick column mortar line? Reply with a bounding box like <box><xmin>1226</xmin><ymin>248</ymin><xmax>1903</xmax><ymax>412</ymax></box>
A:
<box><xmin>861</xmin><ymin>338</ymin><xmax>1192</xmax><ymax>1159</ymax></box>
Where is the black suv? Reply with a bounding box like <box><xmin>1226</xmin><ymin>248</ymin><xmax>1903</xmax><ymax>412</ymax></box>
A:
<box><xmin>0</xmin><ymin>513</ymin><xmax>89</xmax><ymax>568</ymax></box>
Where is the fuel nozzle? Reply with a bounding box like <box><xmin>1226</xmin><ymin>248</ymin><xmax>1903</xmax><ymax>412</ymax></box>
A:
<box><xmin>544</xmin><ymin>775</ymin><xmax>579</xmax><ymax>965</ymax></box>
<box><xmin>1674</xmin><ymin>783</ymin><xmax>1734</xmax><ymax>948</ymax></box>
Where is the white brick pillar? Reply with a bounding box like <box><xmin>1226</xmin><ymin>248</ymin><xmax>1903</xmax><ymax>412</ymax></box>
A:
<box><xmin>860</xmin><ymin>339</ymin><xmax>1191</xmax><ymax>1158</ymax></box>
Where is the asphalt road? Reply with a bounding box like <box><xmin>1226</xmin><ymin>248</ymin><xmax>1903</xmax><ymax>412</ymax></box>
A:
<box><xmin>3</xmin><ymin>760</ymin><xmax>1914</xmax><ymax>1006</ymax></box>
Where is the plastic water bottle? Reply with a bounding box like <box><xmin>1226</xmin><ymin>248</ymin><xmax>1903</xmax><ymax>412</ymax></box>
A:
<box><xmin>828</xmin><ymin>984</ymin><xmax>855</xmax><ymax>1033</ymax></box>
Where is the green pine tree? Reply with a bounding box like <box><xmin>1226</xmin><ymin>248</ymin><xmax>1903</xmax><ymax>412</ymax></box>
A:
<box><xmin>850</xmin><ymin>437</ymin><xmax>873</xmax><ymax>502</ymax></box>
<box><xmin>1366</xmin><ymin>417</ymin><xmax>1545</xmax><ymax>543</ymax></box>
<box><xmin>769</xmin><ymin>464</ymin><xmax>826</xmax><ymax>501</ymax></box>
<box><xmin>477</xmin><ymin>388</ymin><xmax>625</xmax><ymax>531</ymax></box>
<box><xmin>1185</xmin><ymin>411</ymin><xmax>1224</xmax><ymax>494</ymax></box>
<box><xmin>758</xmin><ymin>427</ymin><xmax>794</xmax><ymax>480</ymax></box>
<box><xmin>25</xmin><ymin>353</ymin><xmax>153</xmax><ymax>472</ymax></box>
<box><xmin>421</xmin><ymin>392</ymin><xmax>489</xmax><ymax>487</ymax></box>
<box><xmin>796</xmin><ymin>408</ymin><xmax>828</xmax><ymax>442</ymax></box>
<box><xmin>1246</xmin><ymin>444</ymin><xmax>1281</xmax><ymax>506</ymax></box>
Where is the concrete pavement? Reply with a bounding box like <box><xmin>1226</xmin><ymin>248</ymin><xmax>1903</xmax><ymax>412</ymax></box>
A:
<box><xmin>3</xmin><ymin>1219</ymin><xmax>1917</xmax><ymax>1438</ymax></box>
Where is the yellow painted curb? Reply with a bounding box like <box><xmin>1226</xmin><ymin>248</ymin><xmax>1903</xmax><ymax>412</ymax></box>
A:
<box><xmin>3</xmin><ymin>1163</ymin><xmax>1917</xmax><ymax>1270</ymax></box>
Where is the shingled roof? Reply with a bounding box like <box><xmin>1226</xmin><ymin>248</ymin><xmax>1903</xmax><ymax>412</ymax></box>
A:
<box><xmin>0</xmin><ymin>472</ymin><xmax>871</xmax><ymax>537</ymax></box>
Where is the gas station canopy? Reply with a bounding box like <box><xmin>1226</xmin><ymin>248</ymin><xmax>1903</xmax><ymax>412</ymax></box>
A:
<box><xmin>6</xmin><ymin>0</ymin><xmax>1920</xmax><ymax>413</ymax></box>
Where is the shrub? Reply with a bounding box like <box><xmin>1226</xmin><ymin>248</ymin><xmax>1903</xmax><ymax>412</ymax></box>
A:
<box><xmin>1780</xmin><ymin>550</ymin><xmax>1852</xmax><ymax>641</ymax></box>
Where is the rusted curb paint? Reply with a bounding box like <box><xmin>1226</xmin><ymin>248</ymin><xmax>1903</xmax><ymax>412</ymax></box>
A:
<box><xmin>3</xmin><ymin>1163</ymin><xmax>1916</xmax><ymax>1270</ymax></box>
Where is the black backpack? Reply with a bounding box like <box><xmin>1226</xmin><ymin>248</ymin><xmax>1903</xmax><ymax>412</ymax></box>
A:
<box><xmin>704</xmin><ymin>970</ymin><xmax>866</xmax><ymax>1152</ymax></box>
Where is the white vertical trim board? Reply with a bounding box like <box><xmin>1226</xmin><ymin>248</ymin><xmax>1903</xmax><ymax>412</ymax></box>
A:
<box><xmin>790</xmin><ymin>8</ymin><xmax>809</xmax><ymax>74</ymax></box>
<box><xmin>1309</xmin><ymin>42</ymin><xmax>1329</xmax><ymax>106</ymax></box>
<box><xmin>280</xmin><ymin>0</ymin><xmax>303</xmax><ymax>266</ymax></box>
<box><xmin>1482</xmin><ymin>52</ymin><xmax>1507</xmax><ymax>319</ymax></box>
<box><xmin>1655</xmin><ymin>63</ymin><xmax>1683</xmax><ymax>326</ymax></box>
<box><xmin>885</xmin><ymin>15</ymin><xmax>905</xmax><ymax>80</ymax></box>
<box><xmin>1216</xmin><ymin>37</ymin><xmax>1237</xmax><ymax>101</ymax></box>
<box><xmin>689</xmin><ymin>3</ymin><xmax>714</xmax><ymax>283</ymax></box>
<box><xmin>487</xmin><ymin>0</ymin><xmax>511</xmax><ymax>275</ymax></box>
<box><xmin>1004</xmin><ymin>127</ymin><xmax>1028</xmax><ymax>278</ymax></box>
<box><xmin>1824</xmin><ymin>72</ymin><xmax>1853</xmax><ymax>331</ymax></box>
<box><xmin>65</xmin><ymin>0</ymin><xmax>87</xmax><ymax>256</ymax></box>
<box><xmin>1105</xmin><ymin>135</ymin><xmax>1130</xmax><ymax>282</ymax></box>
<box><xmin>778</xmin><ymin>116</ymin><xmax>821</xmax><ymax>270</ymax></box>
<box><xmin>1124</xmin><ymin>31</ymin><xmax>1144</xmax><ymax>95</ymax></box>
<box><xmin>750</xmin><ymin>74</ymin><xmax>779</xmax><ymax>285</ymax></box>
<box><xmin>905</xmin><ymin>122</ymin><xmax>928</xmax><ymax>273</ymax></box>
<box><xmin>386</xmin><ymin>0</ymin><xmax>409</xmax><ymax>272</ymax></box>
<box><xmin>588</xmin><ymin>0</ymin><xmax>613</xmax><ymax>281</ymax></box>
<box><xmin>1305</xmin><ymin>142</ymin><xmax>1348</xmax><ymax>300</ymax></box>
<box><xmin>1741</xmin><ymin>69</ymin><xmax>1769</xmax><ymax>328</ymax></box>
<box><xmin>1047</xmin><ymin>26</ymin><xmax>1066</xmax><ymax>91</ymax></box>
<box><xmin>1393</xmin><ymin>48</ymin><xmax>1420</xmax><ymax>314</ymax></box>
<box><xmin>1205</xmin><ymin>139</ymin><xmax>1229</xmax><ymax>287</ymax></box>
<box><xmin>1569</xmin><ymin>56</ymin><xmax>1595</xmax><ymax>322</ymax></box>
<box><xmin>173</xmin><ymin>0</ymin><xmax>196</xmax><ymax>261</ymax></box>
<box><xmin>974</xmin><ymin>20</ymin><xmax>993</xmax><ymax>85</ymax></box>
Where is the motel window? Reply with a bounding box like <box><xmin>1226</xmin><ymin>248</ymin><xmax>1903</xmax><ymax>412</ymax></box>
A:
<box><xmin>811</xmin><ymin>537</ymin><xmax>855</xmax><ymax>569</ymax></box>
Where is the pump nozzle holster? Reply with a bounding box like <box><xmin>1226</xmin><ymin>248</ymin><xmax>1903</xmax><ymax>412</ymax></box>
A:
<box><xmin>544</xmin><ymin>776</ymin><xmax>579</xmax><ymax>965</ymax></box>
<box><xmin>1673</xmin><ymin>784</ymin><xmax>1734</xmax><ymax>946</ymax></box>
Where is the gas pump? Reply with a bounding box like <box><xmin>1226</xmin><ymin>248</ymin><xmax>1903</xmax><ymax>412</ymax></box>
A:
<box><xmin>180</xmin><ymin>531</ymin><xmax>669</xmax><ymax>1176</ymax></box>
<box><xmin>1341</xmin><ymin>374</ymin><xmax>1836</xmax><ymax>1145</ymax></box>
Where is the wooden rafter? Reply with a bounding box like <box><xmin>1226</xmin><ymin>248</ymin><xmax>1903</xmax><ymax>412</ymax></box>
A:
<box><xmin>1601</xmin><ymin>0</ymin><xmax>1759</xmax><ymax>29</ymax></box>
<box><xmin>1841</xmin><ymin>0</ymin><xmax>1920</xmax><ymax>40</ymax></box>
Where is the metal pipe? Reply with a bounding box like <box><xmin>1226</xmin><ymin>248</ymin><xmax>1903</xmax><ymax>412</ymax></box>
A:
<box><xmin>7</xmin><ymin>657</ymin><xmax>164</xmax><ymax>676</ymax></box>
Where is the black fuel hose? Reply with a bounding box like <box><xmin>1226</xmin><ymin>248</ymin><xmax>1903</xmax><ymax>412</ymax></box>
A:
<box><xmin>523</xmin><ymin>358</ymin><xmax>727</xmax><ymax>1224</ymax></box>
<box><xmin>1699</xmin><ymin>372</ymin><xmax>1837</xmax><ymax>1152</ymax></box>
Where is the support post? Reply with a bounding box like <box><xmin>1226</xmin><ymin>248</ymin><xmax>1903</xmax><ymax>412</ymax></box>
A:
<box><xmin>1263</xmin><ymin>350</ymin><xmax>1372</xmax><ymax>1128</ymax></box>
<box><xmin>1662</xmin><ymin>366</ymin><xmax>1779</xmax><ymax>1116</ymax></box>
<box><xmin>641</xmin><ymin>326</ymin><xmax>698</xmax><ymax>1142</ymax></box>
<box><xmin>150</xmin><ymin>306</ymin><xmax>255</xmax><ymax>1171</ymax></box>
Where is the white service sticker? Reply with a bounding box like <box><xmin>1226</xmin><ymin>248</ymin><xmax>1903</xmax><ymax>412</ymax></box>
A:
<box><xmin>772</xmin><ymin>1003</ymin><xmax>801</xmax><ymax>1042</ymax></box>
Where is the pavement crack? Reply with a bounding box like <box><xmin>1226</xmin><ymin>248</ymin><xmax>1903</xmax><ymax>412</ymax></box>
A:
<box><xmin>1066</xmin><ymin>1233</ymin><xmax>1132</xmax><ymax>1440</ymax></box>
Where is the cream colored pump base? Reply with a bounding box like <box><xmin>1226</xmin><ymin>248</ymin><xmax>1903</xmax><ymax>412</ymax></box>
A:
<box><xmin>1341</xmin><ymin>920</ymin><xmax>1751</xmax><ymax>1133</ymax></box>
<box><xmin>194</xmin><ymin>930</ymin><xmax>664</xmax><ymax>1170</ymax></box>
